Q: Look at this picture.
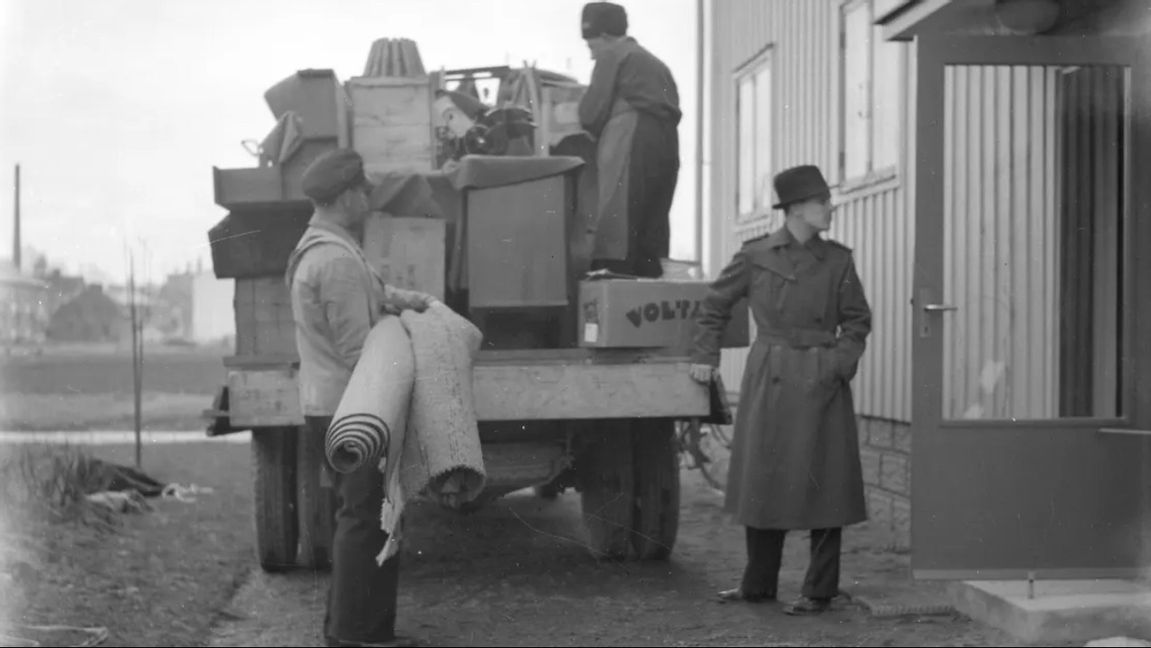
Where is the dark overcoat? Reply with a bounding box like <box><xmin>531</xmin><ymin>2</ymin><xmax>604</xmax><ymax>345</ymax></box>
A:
<box><xmin>693</xmin><ymin>227</ymin><xmax>872</xmax><ymax>530</ymax></box>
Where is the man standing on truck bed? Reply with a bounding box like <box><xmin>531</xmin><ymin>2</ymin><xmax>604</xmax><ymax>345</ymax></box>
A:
<box><xmin>286</xmin><ymin>148</ymin><xmax>434</xmax><ymax>647</ymax></box>
<box><xmin>579</xmin><ymin>1</ymin><xmax>682</xmax><ymax>279</ymax></box>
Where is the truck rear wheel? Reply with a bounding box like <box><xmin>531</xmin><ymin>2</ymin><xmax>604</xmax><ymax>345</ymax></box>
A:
<box><xmin>630</xmin><ymin>420</ymin><xmax>680</xmax><ymax>560</ymax></box>
<box><xmin>252</xmin><ymin>427</ymin><xmax>299</xmax><ymax>572</ymax></box>
<box><xmin>578</xmin><ymin>421</ymin><xmax>634</xmax><ymax>560</ymax></box>
<box><xmin>578</xmin><ymin>419</ymin><xmax>680</xmax><ymax>561</ymax></box>
<box><xmin>296</xmin><ymin>426</ymin><xmax>336</xmax><ymax>570</ymax></box>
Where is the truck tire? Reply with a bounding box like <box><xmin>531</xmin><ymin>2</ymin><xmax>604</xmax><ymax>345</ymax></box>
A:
<box><xmin>578</xmin><ymin>421</ymin><xmax>635</xmax><ymax>560</ymax></box>
<box><xmin>296</xmin><ymin>426</ymin><xmax>337</xmax><ymax>571</ymax></box>
<box><xmin>630</xmin><ymin>419</ymin><xmax>680</xmax><ymax>561</ymax></box>
<box><xmin>252</xmin><ymin>427</ymin><xmax>299</xmax><ymax>572</ymax></box>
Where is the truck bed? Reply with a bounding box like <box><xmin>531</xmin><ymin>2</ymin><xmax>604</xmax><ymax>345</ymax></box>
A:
<box><xmin>214</xmin><ymin>349</ymin><xmax>715</xmax><ymax>429</ymax></box>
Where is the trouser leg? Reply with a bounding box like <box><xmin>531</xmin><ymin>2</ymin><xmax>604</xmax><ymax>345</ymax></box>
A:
<box><xmin>322</xmin><ymin>418</ymin><xmax>400</xmax><ymax>645</ymax></box>
<box><xmin>801</xmin><ymin>527</ymin><xmax>842</xmax><ymax>600</ymax></box>
<box><xmin>741</xmin><ymin>526</ymin><xmax>786</xmax><ymax>598</ymax></box>
<box><xmin>613</xmin><ymin>113</ymin><xmax>678</xmax><ymax>279</ymax></box>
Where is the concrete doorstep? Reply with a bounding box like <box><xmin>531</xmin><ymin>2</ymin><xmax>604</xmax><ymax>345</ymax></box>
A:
<box><xmin>948</xmin><ymin>579</ymin><xmax>1151</xmax><ymax>645</ymax></box>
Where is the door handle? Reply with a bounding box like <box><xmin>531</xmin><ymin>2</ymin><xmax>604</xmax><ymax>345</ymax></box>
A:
<box><xmin>923</xmin><ymin>303</ymin><xmax>958</xmax><ymax>312</ymax></box>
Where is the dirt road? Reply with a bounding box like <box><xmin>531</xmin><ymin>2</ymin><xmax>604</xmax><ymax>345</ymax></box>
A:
<box><xmin>209</xmin><ymin>471</ymin><xmax>1025</xmax><ymax>647</ymax></box>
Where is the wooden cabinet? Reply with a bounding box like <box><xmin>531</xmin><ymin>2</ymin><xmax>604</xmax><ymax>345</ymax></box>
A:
<box><xmin>465</xmin><ymin>175</ymin><xmax>570</xmax><ymax>309</ymax></box>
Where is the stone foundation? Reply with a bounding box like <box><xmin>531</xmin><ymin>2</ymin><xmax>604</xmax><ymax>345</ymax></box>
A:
<box><xmin>857</xmin><ymin>415</ymin><xmax>911</xmax><ymax>551</ymax></box>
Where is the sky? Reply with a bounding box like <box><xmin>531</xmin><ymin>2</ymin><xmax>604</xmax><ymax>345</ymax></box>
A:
<box><xmin>0</xmin><ymin>0</ymin><xmax>699</xmax><ymax>285</ymax></box>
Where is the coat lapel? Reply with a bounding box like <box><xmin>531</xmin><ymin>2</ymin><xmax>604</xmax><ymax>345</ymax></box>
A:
<box><xmin>747</xmin><ymin>229</ymin><xmax>797</xmax><ymax>281</ymax></box>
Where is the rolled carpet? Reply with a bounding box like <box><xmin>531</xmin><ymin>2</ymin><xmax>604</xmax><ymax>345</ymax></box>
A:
<box><xmin>396</xmin><ymin>301</ymin><xmax>487</xmax><ymax>503</ymax></box>
<box><xmin>377</xmin><ymin>301</ymin><xmax>487</xmax><ymax>563</ymax></box>
<box><xmin>325</xmin><ymin>316</ymin><xmax>416</xmax><ymax>474</ymax></box>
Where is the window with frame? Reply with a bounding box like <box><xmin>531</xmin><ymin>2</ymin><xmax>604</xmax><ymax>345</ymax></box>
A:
<box><xmin>735</xmin><ymin>50</ymin><xmax>772</xmax><ymax>223</ymax></box>
<box><xmin>841</xmin><ymin>0</ymin><xmax>905</xmax><ymax>185</ymax></box>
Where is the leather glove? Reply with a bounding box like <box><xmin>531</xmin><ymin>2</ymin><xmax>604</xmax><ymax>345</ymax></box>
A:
<box><xmin>689</xmin><ymin>363</ymin><xmax>715</xmax><ymax>384</ymax></box>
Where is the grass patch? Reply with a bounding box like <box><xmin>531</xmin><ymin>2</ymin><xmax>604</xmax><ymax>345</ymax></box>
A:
<box><xmin>0</xmin><ymin>440</ymin><xmax>255</xmax><ymax>646</ymax></box>
<box><xmin>0</xmin><ymin>393</ymin><xmax>213</xmax><ymax>431</ymax></box>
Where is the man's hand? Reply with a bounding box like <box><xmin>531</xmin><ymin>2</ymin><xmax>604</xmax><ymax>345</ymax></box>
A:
<box><xmin>382</xmin><ymin>288</ymin><xmax>438</xmax><ymax>315</ymax></box>
<box><xmin>689</xmin><ymin>363</ymin><xmax>715</xmax><ymax>384</ymax></box>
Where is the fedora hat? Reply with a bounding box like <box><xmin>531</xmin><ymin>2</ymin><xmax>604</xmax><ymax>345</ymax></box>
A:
<box><xmin>772</xmin><ymin>165</ymin><xmax>831</xmax><ymax>210</ymax></box>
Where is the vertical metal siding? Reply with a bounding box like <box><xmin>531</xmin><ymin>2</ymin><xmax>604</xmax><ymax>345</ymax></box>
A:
<box><xmin>710</xmin><ymin>0</ymin><xmax>913</xmax><ymax>421</ymax></box>
<box><xmin>831</xmin><ymin>186</ymin><xmax>909</xmax><ymax>421</ymax></box>
<box><xmin>940</xmin><ymin>65</ymin><xmax>1060</xmax><ymax>420</ymax></box>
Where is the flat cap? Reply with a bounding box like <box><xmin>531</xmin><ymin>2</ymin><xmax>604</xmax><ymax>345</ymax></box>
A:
<box><xmin>582</xmin><ymin>2</ymin><xmax>628</xmax><ymax>39</ymax></box>
<box><xmin>300</xmin><ymin>148</ymin><xmax>367</xmax><ymax>203</ymax></box>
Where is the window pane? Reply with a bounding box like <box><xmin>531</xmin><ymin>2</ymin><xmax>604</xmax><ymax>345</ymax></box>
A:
<box><xmin>872</xmin><ymin>30</ymin><xmax>902</xmax><ymax>171</ymax></box>
<box><xmin>843</xmin><ymin>2</ymin><xmax>872</xmax><ymax>179</ymax></box>
<box><xmin>737</xmin><ymin>76</ymin><xmax>755</xmax><ymax>216</ymax></box>
<box><xmin>754</xmin><ymin>65</ymin><xmax>772</xmax><ymax>210</ymax></box>
<box><xmin>941</xmin><ymin>65</ymin><xmax>1127</xmax><ymax>420</ymax></box>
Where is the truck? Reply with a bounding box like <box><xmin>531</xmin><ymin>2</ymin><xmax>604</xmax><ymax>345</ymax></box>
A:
<box><xmin>203</xmin><ymin>40</ymin><xmax>742</xmax><ymax>573</ymax></box>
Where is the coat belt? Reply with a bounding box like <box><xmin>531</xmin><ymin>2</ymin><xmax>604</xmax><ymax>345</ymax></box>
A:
<box><xmin>756</xmin><ymin>328</ymin><xmax>836</xmax><ymax>349</ymax></box>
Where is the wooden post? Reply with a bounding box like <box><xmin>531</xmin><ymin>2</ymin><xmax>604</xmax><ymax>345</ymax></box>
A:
<box><xmin>128</xmin><ymin>251</ymin><xmax>142</xmax><ymax>468</ymax></box>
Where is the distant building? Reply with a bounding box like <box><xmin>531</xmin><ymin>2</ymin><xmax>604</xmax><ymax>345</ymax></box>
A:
<box><xmin>46</xmin><ymin>284</ymin><xmax>129</xmax><ymax>343</ymax></box>
<box><xmin>41</xmin><ymin>269</ymin><xmax>86</xmax><ymax>319</ymax></box>
<box><xmin>0</xmin><ymin>260</ymin><xmax>50</xmax><ymax>344</ymax></box>
<box><xmin>156</xmin><ymin>270</ymin><xmax>194</xmax><ymax>338</ymax></box>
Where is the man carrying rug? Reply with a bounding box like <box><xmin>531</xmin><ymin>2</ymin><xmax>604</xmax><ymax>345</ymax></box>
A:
<box><xmin>286</xmin><ymin>148</ymin><xmax>434</xmax><ymax>647</ymax></box>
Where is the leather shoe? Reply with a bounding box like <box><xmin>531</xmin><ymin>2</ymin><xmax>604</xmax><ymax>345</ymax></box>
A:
<box><xmin>716</xmin><ymin>587</ymin><xmax>775</xmax><ymax>603</ymax></box>
<box><xmin>782</xmin><ymin>596</ymin><xmax>832</xmax><ymax>615</ymax></box>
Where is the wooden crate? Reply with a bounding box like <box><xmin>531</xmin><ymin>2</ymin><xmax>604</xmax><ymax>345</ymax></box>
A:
<box><xmin>226</xmin><ymin>365</ymin><xmax>304</xmax><ymax>427</ymax></box>
<box><xmin>212</xmin><ymin>166</ymin><xmax>284</xmax><ymax>209</ymax></box>
<box><xmin>362</xmin><ymin>216</ymin><xmax>446</xmax><ymax>300</ymax></box>
<box><xmin>538</xmin><ymin>85</ymin><xmax>587</xmax><ymax>151</ymax></box>
<box><xmin>346</xmin><ymin>77</ymin><xmax>435</xmax><ymax>177</ymax></box>
<box><xmin>234</xmin><ymin>277</ymin><xmax>296</xmax><ymax>357</ymax></box>
<box><xmin>208</xmin><ymin>208</ymin><xmax>311</xmax><ymax>279</ymax></box>
<box><xmin>263</xmin><ymin>68</ymin><xmax>351</xmax><ymax>145</ymax></box>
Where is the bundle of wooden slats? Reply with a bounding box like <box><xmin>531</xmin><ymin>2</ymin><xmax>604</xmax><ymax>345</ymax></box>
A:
<box><xmin>363</xmin><ymin>38</ymin><xmax>426</xmax><ymax>78</ymax></box>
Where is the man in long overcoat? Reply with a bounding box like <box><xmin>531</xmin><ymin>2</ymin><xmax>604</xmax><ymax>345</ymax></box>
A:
<box><xmin>690</xmin><ymin>165</ymin><xmax>872</xmax><ymax>615</ymax></box>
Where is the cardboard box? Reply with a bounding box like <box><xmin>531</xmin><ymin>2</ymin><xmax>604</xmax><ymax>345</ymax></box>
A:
<box><xmin>226</xmin><ymin>366</ymin><xmax>304</xmax><ymax>427</ymax></box>
<box><xmin>362</xmin><ymin>216</ymin><xmax>446</xmax><ymax>300</ymax></box>
<box><xmin>578</xmin><ymin>279</ymin><xmax>750</xmax><ymax>350</ymax></box>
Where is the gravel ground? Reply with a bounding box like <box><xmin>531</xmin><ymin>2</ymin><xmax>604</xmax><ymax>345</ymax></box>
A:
<box><xmin>209</xmin><ymin>470</ymin><xmax>1030</xmax><ymax>647</ymax></box>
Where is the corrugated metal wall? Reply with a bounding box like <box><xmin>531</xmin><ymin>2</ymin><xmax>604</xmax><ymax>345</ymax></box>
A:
<box><xmin>708</xmin><ymin>0</ymin><xmax>914</xmax><ymax>421</ymax></box>
<box><xmin>940</xmin><ymin>65</ymin><xmax>1061</xmax><ymax>421</ymax></box>
<box><xmin>832</xmin><ymin>186</ymin><xmax>912</xmax><ymax>423</ymax></box>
